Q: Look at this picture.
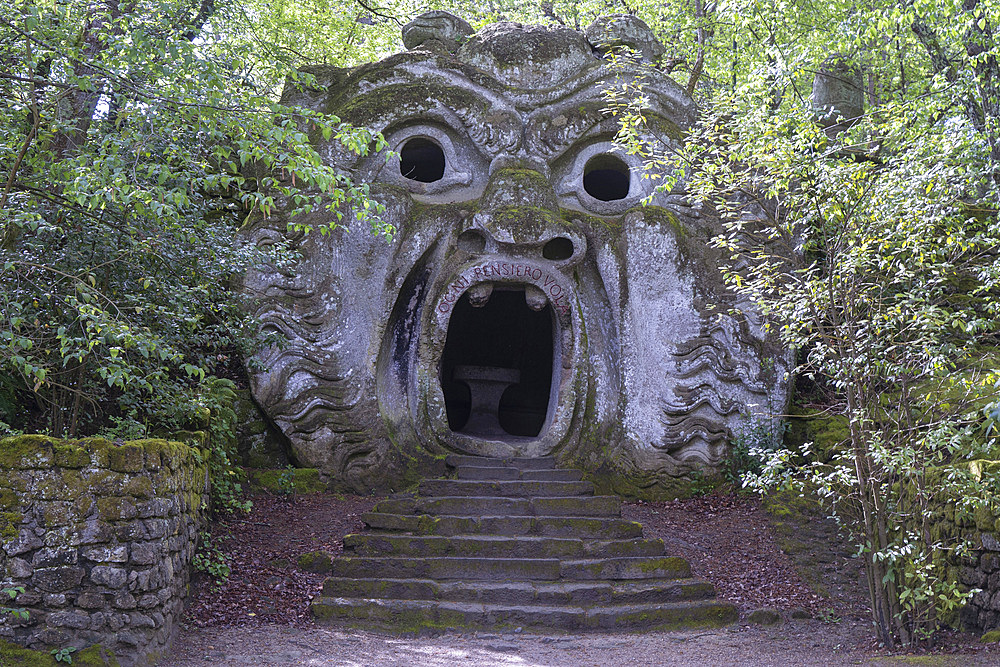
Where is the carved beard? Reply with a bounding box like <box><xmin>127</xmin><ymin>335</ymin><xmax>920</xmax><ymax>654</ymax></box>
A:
<box><xmin>243</xmin><ymin>27</ymin><xmax>791</xmax><ymax>493</ymax></box>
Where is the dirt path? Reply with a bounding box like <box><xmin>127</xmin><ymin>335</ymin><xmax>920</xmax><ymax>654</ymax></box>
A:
<box><xmin>158</xmin><ymin>621</ymin><xmax>998</xmax><ymax>666</ymax></box>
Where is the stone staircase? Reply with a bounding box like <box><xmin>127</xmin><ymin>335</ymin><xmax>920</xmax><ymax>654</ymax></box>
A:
<box><xmin>311</xmin><ymin>455</ymin><xmax>738</xmax><ymax>632</ymax></box>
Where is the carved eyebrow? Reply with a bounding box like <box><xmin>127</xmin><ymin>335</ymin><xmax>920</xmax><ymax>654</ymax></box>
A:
<box><xmin>335</xmin><ymin>67</ymin><xmax>523</xmax><ymax>158</ymax></box>
<box><xmin>525</xmin><ymin>98</ymin><xmax>618</xmax><ymax>163</ymax></box>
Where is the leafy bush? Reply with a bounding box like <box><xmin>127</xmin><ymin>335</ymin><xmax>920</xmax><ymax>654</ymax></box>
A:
<box><xmin>0</xmin><ymin>0</ymin><xmax>389</xmax><ymax>442</ymax></box>
<box><xmin>192</xmin><ymin>531</ymin><xmax>232</xmax><ymax>590</ymax></box>
<box><xmin>724</xmin><ymin>416</ymin><xmax>786</xmax><ymax>489</ymax></box>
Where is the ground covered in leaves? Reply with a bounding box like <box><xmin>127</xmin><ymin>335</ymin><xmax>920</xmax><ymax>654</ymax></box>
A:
<box><xmin>185</xmin><ymin>493</ymin><xmax>378</xmax><ymax>628</ymax></box>
<box><xmin>622</xmin><ymin>493</ymin><xmax>854</xmax><ymax>618</ymax></box>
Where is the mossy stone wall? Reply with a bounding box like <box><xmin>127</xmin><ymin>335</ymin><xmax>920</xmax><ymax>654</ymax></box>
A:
<box><xmin>912</xmin><ymin>461</ymin><xmax>1000</xmax><ymax>633</ymax></box>
<box><xmin>0</xmin><ymin>435</ymin><xmax>209</xmax><ymax>666</ymax></box>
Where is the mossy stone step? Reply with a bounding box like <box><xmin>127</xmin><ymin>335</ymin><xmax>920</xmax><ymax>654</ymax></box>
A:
<box><xmin>520</xmin><ymin>468</ymin><xmax>583</xmax><ymax>482</ymax></box>
<box><xmin>320</xmin><ymin>577</ymin><xmax>717</xmax><ymax>606</ymax></box>
<box><xmin>418</xmin><ymin>479</ymin><xmax>594</xmax><ymax>497</ymax></box>
<box><xmin>344</xmin><ymin>533</ymin><xmax>586</xmax><ymax>558</ymax></box>
<box><xmin>561</xmin><ymin>557</ymin><xmax>691</xmax><ymax>580</ymax></box>
<box><xmin>360</xmin><ymin>513</ymin><xmax>644</xmax><ymax>539</ymax></box>
<box><xmin>343</xmin><ymin>533</ymin><xmax>666</xmax><ymax>559</ymax></box>
<box><xmin>445</xmin><ymin>454</ymin><xmax>556</xmax><ymax>470</ymax></box>
<box><xmin>373</xmin><ymin>495</ymin><xmax>621</xmax><ymax>517</ymax></box>
<box><xmin>455</xmin><ymin>466</ymin><xmax>584</xmax><ymax>482</ymax></box>
<box><xmin>456</xmin><ymin>466</ymin><xmax>521</xmax><ymax>480</ymax></box>
<box><xmin>315</xmin><ymin>455</ymin><xmax>734</xmax><ymax>634</ymax></box>
<box><xmin>311</xmin><ymin>596</ymin><xmax>738</xmax><ymax>633</ymax></box>
<box><xmin>329</xmin><ymin>556</ymin><xmax>562</xmax><ymax>581</ymax></box>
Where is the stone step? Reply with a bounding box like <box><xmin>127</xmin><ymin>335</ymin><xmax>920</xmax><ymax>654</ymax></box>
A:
<box><xmin>344</xmin><ymin>534</ymin><xmax>585</xmax><ymax>558</ymax></box>
<box><xmin>455</xmin><ymin>467</ymin><xmax>584</xmax><ymax>482</ymax></box>
<box><xmin>373</xmin><ymin>495</ymin><xmax>621</xmax><ymax>517</ymax></box>
<box><xmin>418</xmin><ymin>479</ymin><xmax>594</xmax><ymax>498</ymax></box>
<box><xmin>456</xmin><ymin>466</ymin><xmax>521</xmax><ymax>480</ymax></box>
<box><xmin>361</xmin><ymin>513</ymin><xmax>644</xmax><ymax>539</ymax></box>
<box><xmin>561</xmin><ymin>557</ymin><xmax>691</xmax><ymax>580</ymax></box>
<box><xmin>328</xmin><ymin>556</ymin><xmax>562</xmax><ymax>581</ymax></box>
<box><xmin>311</xmin><ymin>596</ymin><xmax>738</xmax><ymax>632</ymax></box>
<box><xmin>521</xmin><ymin>468</ymin><xmax>584</xmax><ymax>482</ymax></box>
<box><xmin>445</xmin><ymin>454</ymin><xmax>556</xmax><ymax>470</ymax></box>
<box><xmin>343</xmin><ymin>534</ymin><xmax>665</xmax><ymax>559</ymax></box>
<box><xmin>321</xmin><ymin>577</ymin><xmax>717</xmax><ymax>606</ymax></box>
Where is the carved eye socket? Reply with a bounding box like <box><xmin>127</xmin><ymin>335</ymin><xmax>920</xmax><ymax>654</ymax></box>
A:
<box><xmin>400</xmin><ymin>137</ymin><xmax>446</xmax><ymax>183</ymax></box>
<box><xmin>542</xmin><ymin>237</ymin><xmax>574</xmax><ymax>260</ymax></box>
<box><xmin>583</xmin><ymin>154</ymin><xmax>630</xmax><ymax>201</ymax></box>
<box><xmin>457</xmin><ymin>229</ymin><xmax>486</xmax><ymax>253</ymax></box>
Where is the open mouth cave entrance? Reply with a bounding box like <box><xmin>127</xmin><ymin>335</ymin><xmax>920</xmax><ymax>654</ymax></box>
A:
<box><xmin>441</xmin><ymin>286</ymin><xmax>555</xmax><ymax>439</ymax></box>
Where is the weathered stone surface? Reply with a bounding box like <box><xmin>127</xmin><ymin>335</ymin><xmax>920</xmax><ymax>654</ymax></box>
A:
<box><xmin>402</xmin><ymin>10</ymin><xmax>473</xmax><ymax>52</ymax></box>
<box><xmin>32</xmin><ymin>566</ymin><xmax>85</xmax><ymax>592</ymax></box>
<box><xmin>244</xmin><ymin>14</ymin><xmax>792</xmax><ymax>497</ymax></box>
<box><xmin>585</xmin><ymin>14</ymin><xmax>665</xmax><ymax>63</ymax></box>
<box><xmin>47</xmin><ymin>611</ymin><xmax>92</xmax><ymax>629</ymax></box>
<box><xmin>812</xmin><ymin>54</ymin><xmax>863</xmax><ymax>133</ymax></box>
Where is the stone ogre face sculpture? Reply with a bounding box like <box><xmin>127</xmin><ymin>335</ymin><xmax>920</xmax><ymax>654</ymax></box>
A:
<box><xmin>245</xmin><ymin>13</ymin><xmax>791</xmax><ymax>496</ymax></box>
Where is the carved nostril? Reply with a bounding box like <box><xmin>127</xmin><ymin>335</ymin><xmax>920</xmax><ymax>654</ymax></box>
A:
<box><xmin>400</xmin><ymin>137</ymin><xmax>445</xmax><ymax>182</ymax></box>
<box><xmin>457</xmin><ymin>229</ymin><xmax>487</xmax><ymax>253</ymax></box>
<box><xmin>583</xmin><ymin>154</ymin><xmax>630</xmax><ymax>201</ymax></box>
<box><xmin>542</xmin><ymin>237</ymin><xmax>574</xmax><ymax>261</ymax></box>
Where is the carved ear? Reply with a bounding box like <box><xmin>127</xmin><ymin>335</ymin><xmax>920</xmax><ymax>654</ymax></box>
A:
<box><xmin>585</xmin><ymin>15</ymin><xmax>665</xmax><ymax>64</ymax></box>
<box><xmin>402</xmin><ymin>11</ymin><xmax>474</xmax><ymax>53</ymax></box>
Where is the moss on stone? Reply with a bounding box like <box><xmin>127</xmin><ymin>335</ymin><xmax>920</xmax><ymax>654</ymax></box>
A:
<box><xmin>53</xmin><ymin>444</ymin><xmax>90</xmax><ymax>468</ymax></box>
<box><xmin>96</xmin><ymin>496</ymin><xmax>138</xmax><ymax>522</ymax></box>
<box><xmin>982</xmin><ymin>630</ymin><xmax>1000</xmax><ymax>644</ymax></box>
<box><xmin>0</xmin><ymin>487</ymin><xmax>20</xmax><ymax>510</ymax></box>
<box><xmin>0</xmin><ymin>639</ymin><xmax>120</xmax><ymax>666</ymax></box>
<box><xmin>248</xmin><ymin>468</ymin><xmax>326</xmax><ymax>493</ymax></box>
<box><xmin>0</xmin><ymin>435</ymin><xmax>57</xmax><ymax>469</ymax></box>
<box><xmin>125</xmin><ymin>475</ymin><xmax>154</xmax><ymax>499</ymax></box>
<box><xmin>42</xmin><ymin>503</ymin><xmax>70</xmax><ymax>528</ymax></box>
<box><xmin>583</xmin><ymin>464</ymin><xmax>706</xmax><ymax>501</ymax></box>
<box><xmin>0</xmin><ymin>510</ymin><xmax>22</xmax><ymax>539</ymax></box>
<box><xmin>335</xmin><ymin>81</ymin><xmax>490</xmax><ymax>128</ymax></box>
<box><xmin>486</xmin><ymin>206</ymin><xmax>566</xmax><ymax>232</ymax></box>
<box><xmin>297</xmin><ymin>550</ymin><xmax>333</xmax><ymax>573</ymax></box>
<box><xmin>106</xmin><ymin>444</ymin><xmax>145</xmax><ymax>473</ymax></box>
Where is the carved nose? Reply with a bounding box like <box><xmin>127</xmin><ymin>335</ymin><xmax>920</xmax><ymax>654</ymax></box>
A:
<box><xmin>480</xmin><ymin>167</ymin><xmax>559</xmax><ymax>215</ymax></box>
<box><xmin>475</xmin><ymin>159</ymin><xmax>562</xmax><ymax>246</ymax></box>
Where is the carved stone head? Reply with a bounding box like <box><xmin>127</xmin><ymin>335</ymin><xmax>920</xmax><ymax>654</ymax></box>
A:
<box><xmin>244</xmin><ymin>13</ymin><xmax>791</xmax><ymax>496</ymax></box>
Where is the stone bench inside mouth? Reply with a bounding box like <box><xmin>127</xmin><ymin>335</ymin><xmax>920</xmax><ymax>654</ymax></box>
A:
<box><xmin>454</xmin><ymin>365</ymin><xmax>521</xmax><ymax>438</ymax></box>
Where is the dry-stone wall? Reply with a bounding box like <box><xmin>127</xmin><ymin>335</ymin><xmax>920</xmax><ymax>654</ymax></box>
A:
<box><xmin>929</xmin><ymin>461</ymin><xmax>1000</xmax><ymax>632</ymax></box>
<box><xmin>898</xmin><ymin>460</ymin><xmax>1000</xmax><ymax>633</ymax></box>
<box><xmin>0</xmin><ymin>435</ymin><xmax>209</xmax><ymax>665</ymax></box>
<box><xmin>960</xmin><ymin>531</ymin><xmax>1000</xmax><ymax>631</ymax></box>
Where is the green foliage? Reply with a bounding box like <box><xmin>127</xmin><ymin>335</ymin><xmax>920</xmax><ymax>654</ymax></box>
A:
<box><xmin>724</xmin><ymin>416</ymin><xmax>786</xmax><ymax>488</ymax></box>
<box><xmin>192</xmin><ymin>531</ymin><xmax>231</xmax><ymax>590</ymax></box>
<box><xmin>277</xmin><ymin>464</ymin><xmax>296</xmax><ymax>499</ymax></box>
<box><xmin>51</xmin><ymin>647</ymin><xmax>77</xmax><ymax>664</ymax></box>
<box><xmin>1</xmin><ymin>586</ymin><xmax>28</xmax><ymax>622</ymax></box>
<box><xmin>0</xmin><ymin>0</ymin><xmax>391</xmax><ymax>441</ymax></box>
<box><xmin>685</xmin><ymin>470</ymin><xmax>714</xmax><ymax>496</ymax></box>
<box><xmin>611</xmin><ymin>0</ymin><xmax>1000</xmax><ymax>649</ymax></box>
